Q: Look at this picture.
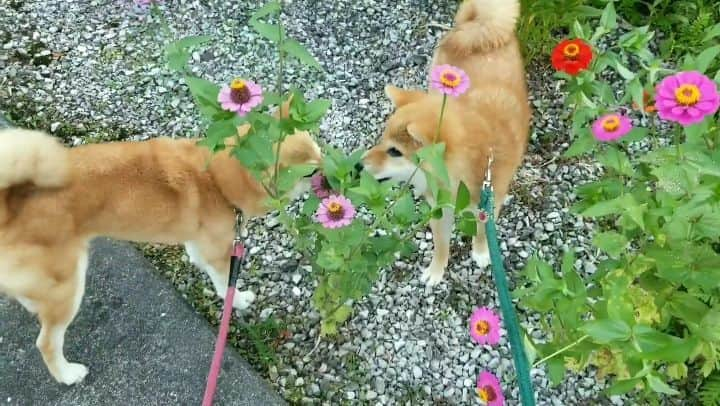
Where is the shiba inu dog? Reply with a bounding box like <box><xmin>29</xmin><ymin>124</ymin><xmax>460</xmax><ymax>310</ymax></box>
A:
<box><xmin>362</xmin><ymin>0</ymin><xmax>530</xmax><ymax>286</ymax></box>
<box><xmin>0</xmin><ymin>112</ymin><xmax>321</xmax><ymax>385</ymax></box>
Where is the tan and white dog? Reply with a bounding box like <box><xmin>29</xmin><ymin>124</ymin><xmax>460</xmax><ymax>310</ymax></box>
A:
<box><xmin>0</xmin><ymin>118</ymin><xmax>321</xmax><ymax>384</ymax></box>
<box><xmin>362</xmin><ymin>0</ymin><xmax>531</xmax><ymax>286</ymax></box>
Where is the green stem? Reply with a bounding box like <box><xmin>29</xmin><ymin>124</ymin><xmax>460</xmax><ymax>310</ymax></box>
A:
<box><xmin>532</xmin><ymin>335</ymin><xmax>589</xmax><ymax>368</ymax></box>
<box><xmin>271</xmin><ymin>0</ymin><xmax>286</xmax><ymax>197</ymax></box>
<box><xmin>433</xmin><ymin>95</ymin><xmax>447</xmax><ymax>143</ymax></box>
<box><xmin>674</xmin><ymin>125</ymin><xmax>683</xmax><ymax>161</ymax></box>
<box><xmin>649</xmin><ymin>114</ymin><xmax>658</xmax><ymax>150</ymax></box>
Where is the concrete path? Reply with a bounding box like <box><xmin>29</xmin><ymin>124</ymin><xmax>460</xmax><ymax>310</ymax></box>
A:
<box><xmin>0</xmin><ymin>238</ymin><xmax>285</xmax><ymax>406</ymax></box>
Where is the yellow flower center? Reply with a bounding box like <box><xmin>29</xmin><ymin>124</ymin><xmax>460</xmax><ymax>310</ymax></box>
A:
<box><xmin>563</xmin><ymin>43</ymin><xmax>580</xmax><ymax>58</ymax></box>
<box><xmin>229</xmin><ymin>78</ymin><xmax>251</xmax><ymax>104</ymax></box>
<box><xmin>601</xmin><ymin>116</ymin><xmax>620</xmax><ymax>132</ymax></box>
<box><xmin>327</xmin><ymin>201</ymin><xmax>344</xmax><ymax>220</ymax></box>
<box><xmin>440</xmin><ymin>70</ymin><xmax>461</xmax><ymax>88</ymax></box>
<box><xmin>230</xmin><ymin>79</ymin><xmax>246</xmax><ymax>90</ymax></box>
<box><xmin>475</xmin><ymin>320</ymin><xmax>490</xmax><ymax>336</ymax></box>
<box><xmin>477</xmin><ymin>386</ymin><xmax>497</xmax><ymax>402</ymax></box>
<box><xmin>674</xmin><ymin>84</ymin><xmax>701</xmax><ymax>106</ymax></box>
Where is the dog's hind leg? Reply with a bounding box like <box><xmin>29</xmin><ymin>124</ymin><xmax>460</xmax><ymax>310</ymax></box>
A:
<box><xmin>472</xmin><ymin>194</ymin><xmax>504</xmax><ymax>269</ymax></box>
<box><xmin>35</xmin><ymin>246</ymin><xmax>89</xmax><ymax>385</ymax></box>
<box><xmin>185</xmin><ymin>238</ymin><xmax>255</xmax><ymax>310</ymax></box>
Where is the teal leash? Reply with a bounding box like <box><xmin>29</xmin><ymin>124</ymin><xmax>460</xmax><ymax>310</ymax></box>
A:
<box><xmin>480</xmin><ymin>153</ymin><xmax>536</xmax><ymax>406</ymax></box>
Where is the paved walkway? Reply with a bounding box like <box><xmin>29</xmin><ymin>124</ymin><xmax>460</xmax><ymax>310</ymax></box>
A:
<box><xmin>0</xmin><ymin>238</ymin><xmax>285</xmax><ymax>406</ymax></box>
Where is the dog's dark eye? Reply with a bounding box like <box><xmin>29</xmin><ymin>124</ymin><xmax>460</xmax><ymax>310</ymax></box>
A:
<box><xmin>387</xmin><ymin>147</ymin><xmax>403</xmax><ymax>157</ymax></box>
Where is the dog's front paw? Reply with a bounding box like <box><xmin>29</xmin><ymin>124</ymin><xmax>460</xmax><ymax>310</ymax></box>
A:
<box><xmin>421</xmin><ymin>266</ymin><xmax>445</xmax><ymax>287</ymax></box>
<box><xmin>55</xmin><ymin>362</ymin><xmax>88</xmax><ymax>385</ymax></box>
<box><xmin>472</xmin><ymin>249</ymin><xmax>491</xmax><ymax>268</ymax></box>
<box><xmin>233</xmin><ymin>289</ymin><xmax>256</xmax><ymax>310</ymax></box>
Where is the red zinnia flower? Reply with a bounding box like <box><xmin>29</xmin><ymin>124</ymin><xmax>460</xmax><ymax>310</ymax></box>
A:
<box><xmin>551</xmin><ymin>39</ymin><xmax>593</xmax><ymax>76</ymax></box>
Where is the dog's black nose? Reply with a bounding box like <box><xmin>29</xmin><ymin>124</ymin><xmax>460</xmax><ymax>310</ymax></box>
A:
<box><xmin>354</xmin><ymin>162</ymin><xmax>364</xmax><ymax>173</ymax></box>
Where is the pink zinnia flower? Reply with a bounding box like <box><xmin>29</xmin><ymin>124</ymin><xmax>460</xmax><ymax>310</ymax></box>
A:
<box><xmin>655</xmin><ymin>71</ymin><xmax>719</xmax><ymax>126</ymax></box>
<box><xmin>218</xmin><ymin>78</ymin><xmax>263</xmax><ymax>116</ymax></box>
<box><xmin>430</xmin><ymin>64</ymin><xmax>470</xmax><ymax>97</ymax></box>
<box><xmin>310</xmin><ymin>172</ymin><xmax>332</xmax><ymax>198</ymax></box>
<box><xmin>591</xmin><ymin>113</ymin><xmax>633</xmax><ymax>142</ymax></box>
<box><xmin>477</xmin><ymin>371</ymin><xmax>505</xmax><ymax>406</ymax></box>
<box><xmin>469</xmin><ymin>307</ymin><xmax>501</xmax><ymax>345</ymax></box>
<box><xmin>315</xmin><ymin>195</ymin><xmax>355</xmax><ymax>229</ymax></box>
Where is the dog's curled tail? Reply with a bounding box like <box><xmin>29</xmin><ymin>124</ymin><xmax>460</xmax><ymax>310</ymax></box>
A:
<box><xmin>441</xmin><ymin>0</ymin><xmax>521</xmax><ymax>56</ymax></box>
<box><xmin>0</xmin><ymin>128</ymin><xmax>69</xmax><ymax>221</ymax></box>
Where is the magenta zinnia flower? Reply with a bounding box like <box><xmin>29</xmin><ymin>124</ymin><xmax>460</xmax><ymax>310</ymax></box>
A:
<box><xmin>430</xmin><ymin>64</ymin><xmax>470</xmax><ymax>97</ymax></box>
<box><xmin>218</xmin><ymin>78</ymin><xmax>263</xmax><ymax>116</ymax></box>
<box><xmin>310</xmin><ymin>172</ymin><xmax>332</xmax><ymax>199</ymax></box>
<box><xmin>591</xmin><ymin>113</ymin><xmax>633</xmax><ymax>142</ymax></box>
<box><xmin>477</xmin><ymin>371</ymin><xmax>505</xmax><ymax>406</ymax></box>
<box><xmin>469</xmin><ymin>307</ymin><xmax>501</xmax><ymax>345</ymax></box>
<box><xmin>655</xmin><ymin>71</ymin><xmax>719</xmax><ymax>126</ymax></box>
<box><xmin>315</xmin><ymin>195</ymin><xmax>355</xmax><ymax>229</ymax></box>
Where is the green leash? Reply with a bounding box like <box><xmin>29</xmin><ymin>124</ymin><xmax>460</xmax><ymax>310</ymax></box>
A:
<box><xmin>479</xmin><ymin>153</ymin><xmax>536</xmax><ymax>406</ymax></box>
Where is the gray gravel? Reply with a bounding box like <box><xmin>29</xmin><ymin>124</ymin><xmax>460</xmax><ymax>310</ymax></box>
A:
<box><xmin>1</xmin><ymin>0</ymin><xmax>633</xmax><ymax>404</ymax></box>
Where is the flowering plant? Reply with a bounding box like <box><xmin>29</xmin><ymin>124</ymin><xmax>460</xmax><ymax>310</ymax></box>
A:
<box><xmin>159</xmin><ymin>1</ymin><xmax>483</xmax><ymax>337</ymax></box>
<box><xmin>517</xmin><ymin>2</ymin><xmax>720</xmax><ymax>400</ymax></box>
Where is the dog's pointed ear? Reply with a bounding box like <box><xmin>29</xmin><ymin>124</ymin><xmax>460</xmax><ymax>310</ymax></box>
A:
<box><xmin>273</xmin><ymin>93</ymin><xmax>294</xmax><ymax>119</ymax></box>
<box><xmin>385</xmin><ymin>85</ymin><xmax>424</xmax><ymax>108</ymax></box>
<box><xmin>406</xmin><ymin>123</ymin><xmax>428</xmax><ymax>145</ymax></box>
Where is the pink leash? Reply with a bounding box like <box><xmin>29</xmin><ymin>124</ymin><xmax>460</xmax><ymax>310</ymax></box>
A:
<box><xmin>202</xmin><ymin>240</ymin><xmax>245</xmax><ymax>406</ymax></box>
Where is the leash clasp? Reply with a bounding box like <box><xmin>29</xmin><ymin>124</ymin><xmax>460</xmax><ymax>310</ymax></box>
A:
<box><xmin>234</xmin><ymin>210</ymin><xmax>244</xmax><ymax>243</ymax></box>
<box><xmin>483</xmin><ymin>149</ymin><xmax>494</xmax><ymax>190</ymax></box>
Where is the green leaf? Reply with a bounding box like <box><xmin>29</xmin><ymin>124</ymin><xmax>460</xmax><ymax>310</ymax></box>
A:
<box><xmin>455</xmin><ymin>181</ymin><xmax>471</xmax><ymax>214</ymax></box>
<box><xmin>184</xmin><ymin>76</ymin><xmax>222</xmax><ymax>120</ymax></box>
<box><xmin>606</xmin><ymin>378</ymin><xmax>642</xmax><ymax>396</ymax></box>
<box><xmin>695</xmin><ymin>45</ymin><xmax>720</xmax><ymax>73</ymax></box>
<box><xmin>640</xmin><ymin>336</ymin><xmax>698</xmax><ymax>363</ymax></box>
<box><xmin>165</xmin><ymin>35</ymin><xmax>212</xmax><ymax>72</ymax></box>
<box><xmin>331</xmin><ymin>304</ymin><xmax>352</xmax><ymax>323</ymax></box>
<box><xmin>700</xmin><ymin>307</ymin><xmax>720</xmax><ymax>342</ymax></box>
<box><xmin>231</xmin><ymin>130</ymin><xmax>275</xmax><ymax>173</ymax></box>
<box><xmin>250</xmin><ymin>1</ymin><xmax>280</xmax><ymax>21</ymax></box>
<box><xmin>667</xmin><ymin>292</ymin><xmax>709</xmax><ymax>326</ymax></box>
<box><xmin>393</xmin><ymin>193</ymin><xmax>416</xmax><ymax>224</ymax></box>
<box><xmin>416</xmin><ymin>143</ymin><xmax>450</xmax><ymax>186</ymax></box>
<box><xmin>250</xmin><ymin>21</ymin><xmax>284</xmax><ymax>42</ymax></box>
<box><xmin>614</xmin><ymin>58</ymin><xmax>635</xmax><ymax>80</ymax></box>
<box><xmin>564</xmin><ymin>128</ymin><xmax>596</xmax><ymax>157</ymax></box>
<box><xmin>276</xmin><ymin>164</ymin><xmax>316</xmax><ymax>195</ymax></box>
<box><xmin>598</xmin><ymin>146</ymin><xmax>633</xmax><ymax>176</ymax></box>
<box><xmin>316</xmin><ymin>246</ymin><xmax>345</xmax><ymax>270</ymax></box>
<box><xmin>704</xmin><ymin>23</ymin><xmax>720</xmax><ymax>43</ymax></box>
<box><xmin>572</xmin><ymin>20</ymin><xmax>587</xmax><ymax>40</ymax></box>
<box><xmin>167</xmin><ymin>51</ymin><xmax>190</xmax><ymax>72</ymax></box>
<box><xmin>581</xmin><ymin>319</ymin><xmax>631</xmax><ymax>344</ymax></box>
<box><xmin>198</xmin><ymin>118</ymin><xmax>236</xmax><ymax>152</ymax></box>
<box><xmin>646</xmin><ymin>374</ymin><xmax>679</xmax><ymax>395</ymax></box>
<box><xmin>547</xmin><ymin>356</ymin><xmax>565</xmax><ymax>386</ymax></box>
<box><xmin>282</xmin><ymin>39</ymin><xmax>323</xmax><ymax>71</ymax></box>
<box><xmin>599</xmin><ymin>1</ymin><xmax>617</xmax><ymax>31</ymax></box>
<box><xmin>621</xmin><ymin>127</ymin><xmax>649</xmax><ymax>144</ymax></box>
<box><xmin>456</xmin><ymin>211</ymin><xmax>477</xmax><ymax>237</ymax></box>
<box><xmin>592</xmin><ymin>231</ymin><xmax>628</xmax><ymax>258</ymax></box>
<box><xmin>581</xmin><ymin>196</ymin><xmax>622</xmax><ymax>217</ymax></box>
<box><xmin>302</xmin><ymin>99</ymin><xmax>331</xmax><ymax>122</ymax></box>
<box><xmin>174</xmin><ymin>35</ymin><xmax>212</xmax><ymax>50</ymax></box>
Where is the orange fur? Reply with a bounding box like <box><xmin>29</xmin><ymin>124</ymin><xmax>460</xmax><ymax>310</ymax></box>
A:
<box><xmin>363</xmin><ymin>0</ymin><xmax>530</xmax><ymax>286</ymax></box>
<box><xmin>0</xmin><ymin>119</ymin><xmax>321</xmax><ymax>384</ymax></box>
